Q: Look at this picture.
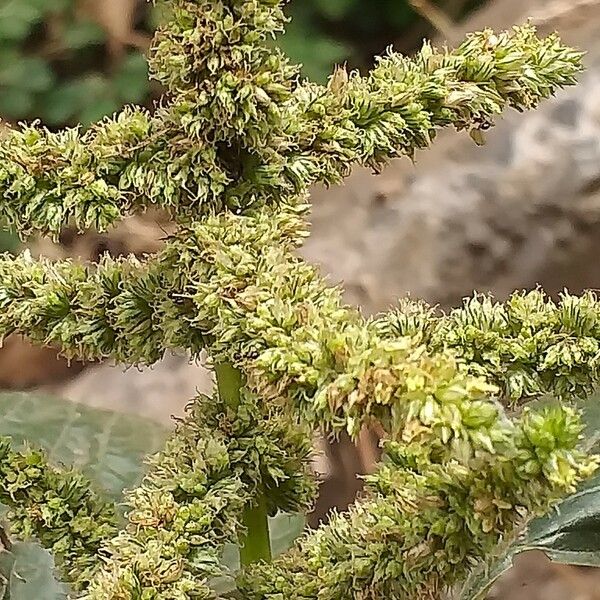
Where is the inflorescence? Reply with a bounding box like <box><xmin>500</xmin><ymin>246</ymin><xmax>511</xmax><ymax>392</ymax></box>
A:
<box><xmin>0</xmin><ymin>1</ymin><xmax>597</xmax><ymax>598</ymax></box>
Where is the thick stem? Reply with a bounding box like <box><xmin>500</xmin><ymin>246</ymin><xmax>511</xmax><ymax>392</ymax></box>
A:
<box><xmin>215</xmin><ymin>362</ymin><xmax>243</xmax><ymax>410</ymax></box>
<box><xmin>214</xmin><ymin>361</ymin><xmax>272</xmax><ymax>566</ymax></box>
<box><xmin>239</xmin><ymin>494</ymin><xmax>272</xmax><ymax>565</ymax></box>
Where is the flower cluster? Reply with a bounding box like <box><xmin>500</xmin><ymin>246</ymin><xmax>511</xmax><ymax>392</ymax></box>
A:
<box><xmin>0</xmin><ymin>438</ymin><xmax>118</xmax><ymax>590</ymax></box>
<box><xmin>0</xmin><ymin>10</ymin><xmax>583</xmax><ymax>238</ymax></box>
<box><xmin>377</xmin><ymin>290</ymin><xmax>600</xmax><ymax>402</ymax></box>
<box><xmin>2</xmin><ymin>211</ymin><xmax>599</xmax><ymax>435</ymax></box>
<box><xmin>83</xmin><ymin>390</ymin><xmax>315</xmax><ymax>598</ymax></box>
<box><xmin>0</xmin><ymin>0</ymin><xmax>597</xmax><ymax>598</ymax></box>
<box><xmin>241</xmin><ymin>406</ymin><xmax>595</xmax><ymax>599</ymax></box>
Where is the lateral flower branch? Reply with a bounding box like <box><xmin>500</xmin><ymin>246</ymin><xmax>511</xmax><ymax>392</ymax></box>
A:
<box><xmin>0</xmin><ymin>1</ymin><xmax>598</xmax><ymax>599</ymax></box>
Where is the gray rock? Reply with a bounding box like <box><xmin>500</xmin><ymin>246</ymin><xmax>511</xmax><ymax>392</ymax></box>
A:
<box><xmin>58</xmin><ymin>353</ymin><xmax>213</xmax><ymax>423</ymax></box>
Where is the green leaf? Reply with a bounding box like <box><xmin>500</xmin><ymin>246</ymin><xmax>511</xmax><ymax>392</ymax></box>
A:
<box><xmin>579</xmin><ymin>391</ymin><xmax>600</xmax><ymax>453</ymax></box>
<box><xmin>0</xmin><ymin>541</ymin><xmax>14</xmax><ymax>600</ymax></box>
<box><xmin>0</xmin><ymin>542</ymin><xmax>67</xmax><ymax>600</ymax></box>
<box><xmin>459</xmin><ymin>473</ymin><xmax>600</xmax><ymax>599</ymax></box>
<box><xmin>43</xmin><ymin>74</ymin><xmax>124</xmax><ymax>126</ymax></box>
<box><xmin>525</xmin><ymin>472</ymin><xmax>600</xmax><ymax>566</ymax></box>
<box><xmin>42</xmin><ymin>81</ymin><xmax>85</xmax><ymax>126</ymax></box>
<box><xmin>270</xmin><ymin>512</ymin><xmax>305</xmax><ymax>557</ymax></box>
<box><xmin>54</xmin><ymin>74</ymin><xmax>120</xmax><ymax>126</ymax></box>
<box><xmin>458</xmin><ymin>541</ymin><xmax>515</xmax><ymax>600</ymax></box>
<box><xmin>61</xmin><ymin>20</ymin><xmax>106</xmax><ymax>50</ymax></box>
<box><xmin>280</xmin><ymin>28</ymin><xmax>350</xmax><ymax>82</ymax></box>
<box><xmin>0</xmin><ymin>392</ymin><xmax>170</xmax><ymax>599</ymax></box>
<box><xmin>0</xmin><ymin>88</ymin><xmax>34</xmax><ymax>120</ymax></box>
<box><xmin>0</xmin><ymin>2</ymin><xmax>44</xmax><ymax>42</ymax></box>
<box><xmin>79</xmin><ymin>98</ymin><xmax>121</xmax><ymax>127</ymax></box>
<box><xmin>113</xmin><ymin>52</ymin><xmax>149</xmax><ymax>104</ymax></box>
<box><xmin>280</xmin><ymin>4</ymin><xmax>352</xmax><ymax>83</ymax></box>
<box><xmin>0</xmin><ymin>392</ymin><xmax>169</xmax><ymax>500</ymax></box>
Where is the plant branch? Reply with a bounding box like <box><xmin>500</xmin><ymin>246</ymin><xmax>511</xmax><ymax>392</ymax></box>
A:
<box><xmin>0</xmin><ymin>438</ymin><xmax>118</xmax><ymax>590</ymax></box>
<box><xmin>214</xmin><ymin>362</ymin><xmax>273</xmax><ymax>566</ymax></box>
<box><xmin>215</xmin><ymin>361</ymin><xmax>244</xmax><ymax>410</ymax></box>
<box><xmin>239</xmin><ymin>494</ymin><xmax>272</xmax><ymax>566</ymax></box>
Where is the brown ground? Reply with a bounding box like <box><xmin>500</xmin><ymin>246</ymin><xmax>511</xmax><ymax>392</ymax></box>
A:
<box><xmin>492</xmin><ymin>552</ymin><xmax>600</xmax><ymax>600</ymax></box>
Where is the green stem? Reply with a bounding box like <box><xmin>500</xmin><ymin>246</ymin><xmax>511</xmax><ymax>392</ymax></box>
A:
<box><xmin>215</xmin><ymin>362</ymin><xmax>243</xmax><ymax>410</ymax></box>
<box><xmin>239</xmin><ymin>494</ymin><xmax>272</xmax><ymax>565</ymax></box>
<box><xmin>214</xmin><ymin>361</ymin><xmax>272</xmax><ymax>566</ymax></box>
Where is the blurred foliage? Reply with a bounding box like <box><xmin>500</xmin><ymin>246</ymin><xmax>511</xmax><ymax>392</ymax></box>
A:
<box><xmin>281</xmin><ymin>0</ymin><xmax>486</xmax><ymax>81</ymax></box>
<box><xmin>0</xmin><ymin>392</ymin><xmax>169</xmax><ymax>500</ymax></box>
<box><xmin>0</xmin><ymin>229</ymin><xmax>18</xmax><ymax>254</ymax></box>
<box><xmin>0</xmin><ymin>391</ymin><xmax>168</xmax><ymax>598</ymax></box>
<box><xmin>0</xmin><ymin>540</ymin><xmax>67</xmax><ymax>600</ymax></box>
<box><xmin>0</xmin><ymin>0</ymin><xmax>152</xmax><ymax>127</ymax></box>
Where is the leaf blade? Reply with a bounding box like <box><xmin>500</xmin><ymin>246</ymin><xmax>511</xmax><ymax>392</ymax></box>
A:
<box><xmin>0</xmin><ymin>392</ymin><xmax>169</xmax><ymax>500</ymax></box>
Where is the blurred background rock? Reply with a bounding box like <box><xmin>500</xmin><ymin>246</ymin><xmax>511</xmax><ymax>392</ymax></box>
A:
<box><xmin>1</xmin><ymin>1</ymin><xmax>600</xmax><ymax>597</ymax></box>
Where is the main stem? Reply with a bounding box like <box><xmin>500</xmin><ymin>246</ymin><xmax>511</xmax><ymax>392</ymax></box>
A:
<box><xmin>214</xmin><ymin>361</ymin><xmax>273</xmax><ymax>566</ymax></box>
